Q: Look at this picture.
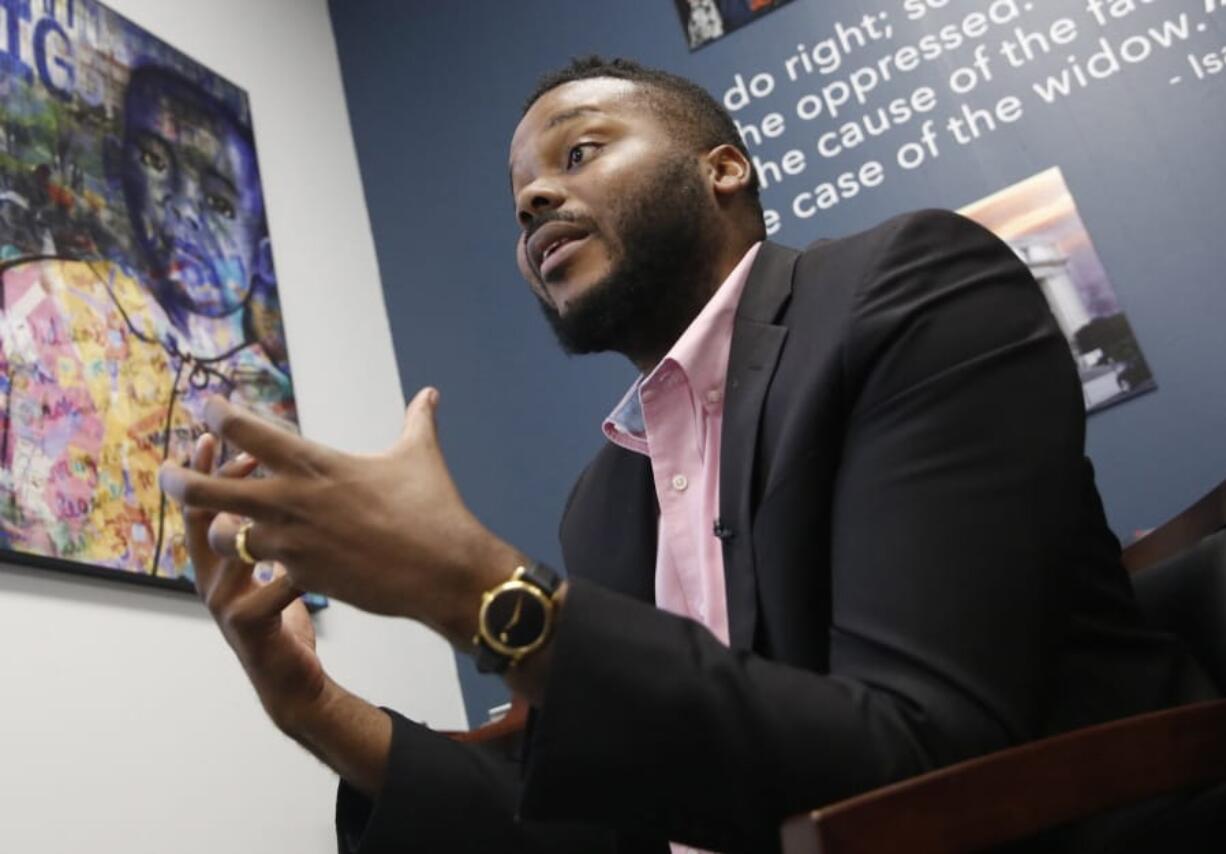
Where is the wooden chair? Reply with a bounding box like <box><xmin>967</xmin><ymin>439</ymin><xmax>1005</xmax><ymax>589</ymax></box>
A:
<box><xmin>450</xmin><ymin>482</ymin><xmax>1226</xmax><ymax>852</ymax></box>
<box><xmin>782</xmin><ymin>481</ymin><xmax>1226</xmax><ymax>853</ymax></box>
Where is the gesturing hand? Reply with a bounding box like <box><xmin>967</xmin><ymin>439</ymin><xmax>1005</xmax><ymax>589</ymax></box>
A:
<box><xmin>160</xmin><ymin>387</ymin><xmax>521</xmax><ymax>647</ymax></box>
<box><xmin>185</xmin><ymin>433</ymin><xmax>326</xmax><ymax>731</ymax></box>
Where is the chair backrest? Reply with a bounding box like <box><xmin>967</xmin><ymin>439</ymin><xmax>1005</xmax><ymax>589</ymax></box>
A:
<box><xmin>1130</xmin><ymin>528</ymin><xmax>1226</xmax><ymax>692</ymax></box>
<box><xmin>779</xmin><ymin>483</ymin><xmax>1226</xmax><ymax>854</ymax></box>
<box><xmin>1123</xmin><ymin>479</ymin><xmax>1226</xmax><ymax>692</ymax></box>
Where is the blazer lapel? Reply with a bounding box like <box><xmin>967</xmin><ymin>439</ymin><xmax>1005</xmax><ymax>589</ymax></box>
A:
<box><xmin>719</xmin><ymin>242</ymin><xmax>799</xmax><ymax>651</ymax></box>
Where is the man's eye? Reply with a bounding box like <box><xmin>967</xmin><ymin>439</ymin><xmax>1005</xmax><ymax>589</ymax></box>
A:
<box><xmin>206</xmin><ymin>194</ymin><xmax>236</xmax><ymax>219</ymax></box>
<box><xmin>566</xmin><ymin>143</ymin><xmax>598</xmax><ymax>169</ymax></box>
<box><xmin>139</xmin><ymin>148</ymin><xmax>167</xmax><ymax>173</ymax></box>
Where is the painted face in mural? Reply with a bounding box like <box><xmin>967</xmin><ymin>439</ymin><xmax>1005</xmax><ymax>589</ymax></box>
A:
<box><xmin>509</xmin><ymin>77</ymin><xmax>723</xmax><ymax>360</ymax></box>
<box><xmin>121</xmin><ymin>67</ymin><xmax>268</xmax><ymax>320</ymax></box>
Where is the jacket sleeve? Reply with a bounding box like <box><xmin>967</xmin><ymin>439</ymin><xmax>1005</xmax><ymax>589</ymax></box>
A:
<box><xmin>518</xmin><ymin>210</ymin><xmax>1090</xmax><ymax>852</ymax></box>
<box><xmin>334</xmin><ymin>709</ymin><xmax>619</xmax><ymax>853</ymax></box>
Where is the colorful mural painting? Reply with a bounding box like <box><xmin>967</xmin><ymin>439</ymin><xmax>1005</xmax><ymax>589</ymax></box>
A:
<box><xmin>0</xmin><ymin>0</ymin><xmax>298</xmax><ymax>591</ymax></box>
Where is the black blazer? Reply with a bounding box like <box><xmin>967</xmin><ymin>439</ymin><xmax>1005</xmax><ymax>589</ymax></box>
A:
<box><xmin>336</xmin><ymin>210</ymin><xmax>1212</xmax><ymax>854</ymax></box>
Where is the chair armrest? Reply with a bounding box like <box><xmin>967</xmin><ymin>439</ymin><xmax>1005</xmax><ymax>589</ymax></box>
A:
<box><xmin>781</xmin><ymin>699</ymin><xmax>1226</xmax><ymax>854</ymax></box>
<box><xmin>1124</xmin><ymin>480</ymin><xmax>1226</xmax><ymax>573</ymax></box>
<box><xmin>443</xmin><ymin>695</ymin><xmax>529</xmax><ymax>752</ymax></box>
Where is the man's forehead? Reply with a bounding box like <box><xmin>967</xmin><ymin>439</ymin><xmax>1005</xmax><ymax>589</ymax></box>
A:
<box><xmin>156</xmin><ymin>109</ymin><xmax>221</xmax><ymax>149</ymax></box>
<box><xmin>511</xmin><ymin>77</ymin><xmax>644</xmax><ymax>153</ymax></box>
<box><xmin>134</xmin><ymin>94</ymin><xmax>252</xmax><ymax>168</ymax></box>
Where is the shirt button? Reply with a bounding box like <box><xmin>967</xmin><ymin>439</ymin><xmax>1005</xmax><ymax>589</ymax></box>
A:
<box><xmin>706</xmin><ymin>389</ymin><xmax>723</xmax><ymax>404</ymax></box>
<box><xmin>671</xmin><ymin>474</ymin><xmax>689</xmax><ymax>492</ymax></box>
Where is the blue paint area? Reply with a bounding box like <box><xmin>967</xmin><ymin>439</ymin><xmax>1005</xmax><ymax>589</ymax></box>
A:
<box><xmin>119</xmin><ymin>66</ymin><xmax>268</xmax><ymax>330</ymax></box>
<box><xmin>33</xmin><ymin>16</ymin><xmax>72</xmax><ymax>99</ymax></box>
<box><xmin>0</xmin><ymin>0</ymin><xmax>80</xmax><ymax>93</ymax></box>
<box><xmin>329</xmin><ymin>0</ymin><xmax>1226</xmax><ymax>725</ymax></box>
<box><xmin>0</xmin><ymin>0</ymin><xmax>34</xmax><ymax>83</ymax></box>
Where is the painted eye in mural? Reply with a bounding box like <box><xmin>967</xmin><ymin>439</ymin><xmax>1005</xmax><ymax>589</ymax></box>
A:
<box><xmin>206</xmin><ymin>193</ymin><xmax>236</xmax><ymax>219</ymax></box>
<box><xmin>566</xmin><ymin>142</ymin><xmax>599</xmax><ymax>170</ymax></box>
<box><xmin>139</xmin><ymin>146</ymin><xmax>168</xmax><ymax>174</ymax></box>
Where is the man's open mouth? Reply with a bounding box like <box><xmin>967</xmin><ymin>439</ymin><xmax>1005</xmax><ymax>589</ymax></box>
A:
<box><xmin>528</xmin><ymin>221</ymin><xmax>591</xmax><ymax>280</ymax></box>
<box><xmin>542</xmin><ymin>237</ymin><xmax>572</xmax><ymax>263</ymax></box>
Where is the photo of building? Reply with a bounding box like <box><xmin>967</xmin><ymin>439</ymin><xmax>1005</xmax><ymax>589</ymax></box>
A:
<box><xmin>960</xmin><ymin>167</ymin><xmax>1156</xmax><ymax>413</ymax></box>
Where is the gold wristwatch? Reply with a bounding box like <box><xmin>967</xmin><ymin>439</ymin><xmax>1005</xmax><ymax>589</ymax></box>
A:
<box><xmin>473</xmin><ymin>562</ymin><xmax>562</xmax><ymax>674</ymax></box>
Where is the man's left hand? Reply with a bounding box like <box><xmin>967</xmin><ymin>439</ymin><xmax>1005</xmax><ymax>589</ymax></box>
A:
<box><xmin>159</xmin><ymin>387</ymin><xmax>521</xmax><ymax>646</ymax></box>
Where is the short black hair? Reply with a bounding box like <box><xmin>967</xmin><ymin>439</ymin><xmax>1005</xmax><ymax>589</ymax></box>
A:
<box><xmin>125</xmin><ymin>64</ymin><xmax>253</xmax><ymax>149</ymax></box>
<box><xmin>524</xmin><ymin>56</ymin><xmax>762</xmax><ymax>206</ymax></box>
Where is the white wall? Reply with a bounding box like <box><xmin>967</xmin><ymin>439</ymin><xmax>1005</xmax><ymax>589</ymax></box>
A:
<box><xmin>0</xmin><ymin>1</ymin><xmax>467</xmax><ymax>852</ymax></box>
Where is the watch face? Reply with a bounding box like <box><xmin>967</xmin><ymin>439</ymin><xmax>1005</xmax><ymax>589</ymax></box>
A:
<box><xmin>486</xmin><ymin>586</ymin><xmax>549</xmax><ymax>651</ymax></box>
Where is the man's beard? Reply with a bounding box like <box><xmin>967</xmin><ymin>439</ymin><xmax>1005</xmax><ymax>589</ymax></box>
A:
<box><xmin>534</xmin><ymin>154</ymin><xmax>722</xmax><ymax>363</ymax></box>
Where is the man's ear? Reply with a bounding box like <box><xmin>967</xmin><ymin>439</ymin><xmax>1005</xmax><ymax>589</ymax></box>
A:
<box><xmin>704</xmin><ymin>144</ymin><xmax>753</xmax><ymax>201</ymax></box>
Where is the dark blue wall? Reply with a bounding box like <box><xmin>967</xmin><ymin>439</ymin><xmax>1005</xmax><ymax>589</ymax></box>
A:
<box><xmin>329</xmin><ymin>0</ymin><xmax>1226</xmax><ymax>725</ymax></box>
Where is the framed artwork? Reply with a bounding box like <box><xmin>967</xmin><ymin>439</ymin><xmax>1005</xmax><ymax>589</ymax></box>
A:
<box><xmin>0</xmin><ymin>0</ymin><xmax>315</xmax><ymax>604</ymax></box>
<box><xmin>960</xmin><ymin>167</ymin><xmax>1156</xmax><ymax>414</ymax></box>
<box><xmin>674</xmin><ymin>0</ymin><xmax>797</xmax><ymax>50</ymax></box>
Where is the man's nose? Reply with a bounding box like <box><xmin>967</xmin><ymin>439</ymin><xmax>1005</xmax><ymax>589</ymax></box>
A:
<box><xmin>171</xmin><ymin>200</ymin><xmax>201</xmax><ymax>232</ymax></box>
<box><xmin>169</xmin><ymin>178</ymin><xmax>203</xmax><ymax>232</ymax></box>
<box><xmin>515</xmin><ymin>178</ymin><xmax>564</xmax><ymax>228</ymax></box>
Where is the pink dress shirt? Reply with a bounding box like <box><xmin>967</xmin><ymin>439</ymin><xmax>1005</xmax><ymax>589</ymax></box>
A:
<box><xmin>602</xmin><ymin>243</ymin><xmax>762</xmax><ymax>854</ymax></box>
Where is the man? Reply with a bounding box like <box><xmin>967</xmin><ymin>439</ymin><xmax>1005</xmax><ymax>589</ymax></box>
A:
<box><xmin>161</xmin><ymin>58</ymin><xmax>1214</xmax><ymax>852</ymax></box>
<box><xmin>0</xmin><ymin>65</ymin><xmax>294</xmax><ymax>575</ymax></box>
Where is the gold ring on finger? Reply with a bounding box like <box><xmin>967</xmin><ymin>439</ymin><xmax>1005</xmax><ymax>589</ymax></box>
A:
<box><xmin>235</xmin><ymin>520</ymin><xmax>257</xmax><ymax>565</ymax></box>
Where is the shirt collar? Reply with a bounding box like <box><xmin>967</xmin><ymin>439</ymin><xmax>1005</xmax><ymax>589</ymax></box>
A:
<box><xmin>603</xmin><ymin>242</ymin><xmax>762</xmax><ymax>451</ymax></box>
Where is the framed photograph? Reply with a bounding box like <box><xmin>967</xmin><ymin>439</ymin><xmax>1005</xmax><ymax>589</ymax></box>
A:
<box><xmin>0</xmin><ymin>0</ymin><xmax>312</xmax><ymax>603</ymax></box>
<box><xmin>674</xmin><ymin>0</ymin><xmax>797</xmax><ymax>51</ymax></box>
<box><xmin>960</xmin><ymin>167</ymin><xmax>1156</xmax><ymax>414</ymax></box>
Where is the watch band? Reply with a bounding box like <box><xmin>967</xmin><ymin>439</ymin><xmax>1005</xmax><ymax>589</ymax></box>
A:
<box><xmin>520</xmin><ymin>561</ymin><xmax>561</xmax><ymax>594</ymax></box>
<box><xmin>473</xmin><ymin>561</ymin><xmax>562</xmax><ymax>674</ymax></box>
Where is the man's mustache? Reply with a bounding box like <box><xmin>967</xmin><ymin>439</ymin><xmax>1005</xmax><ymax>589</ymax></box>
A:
<box><xmin>523</xmin><ymin>210</ymin><xmax>597</xmax><ymax>247</ymax></box>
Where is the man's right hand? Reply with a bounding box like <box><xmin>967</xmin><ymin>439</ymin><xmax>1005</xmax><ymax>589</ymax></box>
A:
<box><xmin>185</xmin><ymin>433</ymin><xmax>327</xmax><ymax>732</ymax></box>
<box><xmin>182</xmin><ymin>432</ymin><xmax>393</xmax><ymax>798</ymax></box>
